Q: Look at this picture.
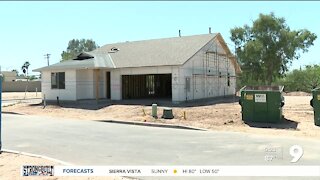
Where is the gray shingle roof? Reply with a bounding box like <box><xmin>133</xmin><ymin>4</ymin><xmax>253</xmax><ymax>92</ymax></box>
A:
<box><xmin>34</xmin><ymin>33</ymin><xmax>242</xmax><ymax>73</ymax></box>
<box><xmin>94</xmin><ymin>33</ymin><xmax>217</xmax><ymax>68</ymax></box>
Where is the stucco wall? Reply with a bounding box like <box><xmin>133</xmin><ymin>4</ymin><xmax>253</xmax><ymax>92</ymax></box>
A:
<box><xmin>110</xmin><ymin>69</ymin><xmax>121</xmax><ymax>100</ymax></box>
<box><xmin>2</xmin><ymin>81</ymin><xmax>41</xmax><ymax>92</ymax></box>
<box><xmin>42</xmin><ymin>69</ymin><xmax>110</xmax><ymax>101</ymax></box>
<box><xmin>76</xmin><ymin>69</ymin><xmax>94</xmax><ymax>100</ymax></box>
<box><xmin>41</xmin><ymin>70</ymin><xmax>77</xmax><ymax>101</ymax></box>
<box><xmin>93</xmin><ymin>69</ymin><xmax>106</xmax><ymax>99</ymax></box>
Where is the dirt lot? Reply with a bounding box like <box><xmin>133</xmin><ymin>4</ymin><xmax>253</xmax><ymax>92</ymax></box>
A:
<box><xmin>2</xmin><ymin>92</ymin><xmax>41</xmax><ymax>100</ymax></box>
<box><xmin>0</xmin><ymin>152</ymin><xmax>125</xmax><ymax>180</ymax></box>
<box><xmin>2</xmin><ymin>92</ymin><xmax>320</xmax><ymax>139</ymax></box>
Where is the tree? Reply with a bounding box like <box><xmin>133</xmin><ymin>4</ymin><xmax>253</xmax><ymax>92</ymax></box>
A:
<box><xmin>28</xmin><ymin>75</ymin><xmax>37</xmax><ymax>81</ymax></box>
<box><xmin>274</xmin><ymin>65</ymin><xmax>320</xmax><ymax>92</ymax></box>
<box><xmin>61</xmin><ymin>39</ymin><xmax>99</xmax><ymax>61</ymax></box>
<box><xmin>301</xmin><ymin>65</ymin><xmax>320</xmax><ymax>90</ymax></box>
<box><xmin>231</xmin><ymin>12</ymin><xmax>317</xmax><ymax>85</ymax></box>
<box><xmin>21</xmin><ymin>61</ymin><xmax>30</xmax><ymax>78</ymax></box>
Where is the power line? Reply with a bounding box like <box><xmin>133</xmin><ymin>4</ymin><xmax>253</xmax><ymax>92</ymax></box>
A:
<box><xmin>44</xmin><ymin>53</ymin><xmax>51</xmax><ymax>66</ymax></box>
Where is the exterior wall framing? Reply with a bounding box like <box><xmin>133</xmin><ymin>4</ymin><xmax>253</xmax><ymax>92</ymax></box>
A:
<box><xmin>175</xmin><ymin>37</ymin><xmax>237</xmax><ymax>102</ymax></box>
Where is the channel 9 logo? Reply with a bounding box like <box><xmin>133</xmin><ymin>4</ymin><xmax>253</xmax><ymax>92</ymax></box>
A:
<box><xmin>22</xmin><ymin>165</ymin><xmax>54</xmax><ymax>176</ymax></box>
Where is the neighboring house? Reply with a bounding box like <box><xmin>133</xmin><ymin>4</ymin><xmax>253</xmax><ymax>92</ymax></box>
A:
<box><xmin>1</xmin><ymin>71</ymin><xmax>17</xmax><ymax>81</ymax></box>
<box><xmin>34</xmin><ymin>33</ymin><xmax>241</xmax><ymax>102</ymax></box>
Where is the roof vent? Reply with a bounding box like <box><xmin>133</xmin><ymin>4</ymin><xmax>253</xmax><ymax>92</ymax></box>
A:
<box><xmin>109</xmin><ymin>47</ymin><xmax>119</xmax><ymax>53</ymax></box>
<box><xmin>73</xmin><ymin>53</ymin><xmax>94</xmax><ymax>60</ymax></box>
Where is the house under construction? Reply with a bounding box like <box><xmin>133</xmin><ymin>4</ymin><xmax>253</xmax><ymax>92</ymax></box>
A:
<box><xmin>34</xmin><ymin>33</ymin><xmax>241</xmax><ymax>102</ymax></box>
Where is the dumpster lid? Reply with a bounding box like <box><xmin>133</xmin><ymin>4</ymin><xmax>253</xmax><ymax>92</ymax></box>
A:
<box><xmin>240</xmin><ymin>85</ymin><xmax>284</xmax><ymax>92</ymax></box>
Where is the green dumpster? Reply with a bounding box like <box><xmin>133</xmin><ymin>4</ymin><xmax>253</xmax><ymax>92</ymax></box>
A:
<box><xmin>310</xmin><ymin>88</ymin><xmax>320</xmax><ymax>126</ymax></box>
<box><xmin>239</xmin><ymin>86</ymin><xmax>284</xmax><ymax>123</ymax></box>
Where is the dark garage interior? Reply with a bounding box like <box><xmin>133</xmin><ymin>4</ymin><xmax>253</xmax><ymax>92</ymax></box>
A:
<box><xmin>122</xmin><ymin>74</ymin><xmax>172</xmax><ymax>99</ymax></box>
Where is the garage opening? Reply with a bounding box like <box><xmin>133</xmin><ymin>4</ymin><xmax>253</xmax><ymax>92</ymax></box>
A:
<box><xmin>122</xmin><ymin>74</ymin><xmax>172</xmax><ymax>99</ymax></box>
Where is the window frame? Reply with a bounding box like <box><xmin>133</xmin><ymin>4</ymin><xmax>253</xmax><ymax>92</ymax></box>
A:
<box><xmin>51</xmin><ymin>72</ymin><xmax>65</xmax><ymax>89</ymax></box>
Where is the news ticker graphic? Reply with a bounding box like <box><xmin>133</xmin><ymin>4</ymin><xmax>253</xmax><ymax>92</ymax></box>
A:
<box><xmin>22</xmin><ymin>165</ymin><xmax>320</xmax><ymax>176</ymax></box>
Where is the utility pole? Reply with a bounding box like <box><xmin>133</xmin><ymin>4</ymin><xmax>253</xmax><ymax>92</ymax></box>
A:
<box><xmin>44</xmin><ymin>53</ymin><xmax>51</xmax><ymax>66</ymax></box>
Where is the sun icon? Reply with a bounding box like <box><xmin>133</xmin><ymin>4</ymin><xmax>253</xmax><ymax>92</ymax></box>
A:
<box><xmin>173</xmin><ymin>169</ymin><xmax>178</xmax><ymax>174</ymax></box>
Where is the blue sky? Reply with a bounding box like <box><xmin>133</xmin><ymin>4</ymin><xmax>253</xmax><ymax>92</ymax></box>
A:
<box><xmin>0</xmin><ymin>1</ymin><xmax>319</xmax><ymax>75</ymax></box>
